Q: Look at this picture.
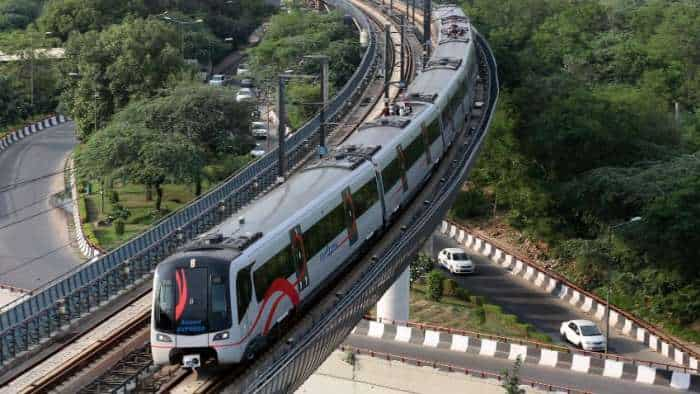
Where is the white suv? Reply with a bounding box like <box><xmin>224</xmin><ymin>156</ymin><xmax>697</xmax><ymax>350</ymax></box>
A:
<box><xmin>560</xmin><ymin>320</ymin><xmax>606</xmax><ymax>351</ymax></box>
<box><xmin>437</xmin><ymin>248</ymin><xmax>475</xmax><ymax>274</ymax></box>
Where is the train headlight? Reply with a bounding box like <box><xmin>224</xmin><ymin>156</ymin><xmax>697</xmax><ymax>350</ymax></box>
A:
<box><xmin>156</xmin><ymin>333</ymin><xmax>172</xmax><ymax>343</ymax></box>
<box><xmin>213</xmin><ymin>331</ymin><xmax>230</xmax><ymax>341</ymax></box>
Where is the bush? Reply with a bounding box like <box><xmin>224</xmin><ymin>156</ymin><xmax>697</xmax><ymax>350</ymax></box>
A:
<box><xmin>110</xmin><ymin>190</ymin><xmax>119</xmax><ymax>204</ymax></box>
<box><xmin>450</xmin><ymin>188</ymin><xmax>490</xmax><ymax>219</ymax></box>
<box><xmin>474</xmin><ymin>295</ymin><xmax>485</xmax><ymax>306</ymax></box>
<box><xmin>474</xmin><ymin>306</ymin><xmax>486</xmax><ymax>324</ymax></box>
<box><xmin>443</xmin><ymin>278</ymin><xmax>458</xmax><ymax>297</ymax></box>
<box><xmin>426</xmin><ymin>270</ymin><xmax>444</xmax><ymax>302</ymax></box>
<box><xmin>455</xmin><ymin>287</ymin><xmax>471</xmax><ymax>301</ymax></box>
<box><xmin>114</xmin><ymin>219</ymin><xmax>125</xmax><ymax>235</ymax></box>
<box><xmin>79</xmin><ymin>197</ymin><xmax>89</xmax><ymax>224</ymax></box>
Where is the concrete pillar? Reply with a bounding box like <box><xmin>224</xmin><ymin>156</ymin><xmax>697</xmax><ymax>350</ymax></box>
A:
<box><xmin>377</xmin><ymin>267</ymin><xmax>410</xmax><ymax>322</ymax></box>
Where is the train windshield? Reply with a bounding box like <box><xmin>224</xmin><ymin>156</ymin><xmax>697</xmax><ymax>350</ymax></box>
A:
<box><xmin>154</xmin><ymin>261</ymin><xmax>231</xmax><ymax>335</ymax></box>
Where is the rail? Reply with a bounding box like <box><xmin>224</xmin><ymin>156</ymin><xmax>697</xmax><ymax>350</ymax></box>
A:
<box><xmin>233</xmin><ymin>27</ymin><xmax>500</xmax><ymax>394</ymax></box>
<box><xmin>446</xmin><ymin>219</ymin><xmax>700</xmax><ymax>371</ymax></box>
<box><xmin>339</xmin><ymin>345</ymin><xmax>593</xmax><ymax>394</ymax></box>
<box><xmin>0</xmin><ymin>0</ymin><xmax>378</xmax><ymax>368</ymax></box>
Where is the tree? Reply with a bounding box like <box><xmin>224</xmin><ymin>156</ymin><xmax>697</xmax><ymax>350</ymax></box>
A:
<box><xmin>60</xmin><ymin>18</ymin><xmax>183</xmax><ymax>139</ymax></box>
<box><xmin>501</xmin><ymin>357</ymin><xmax>525</xmax><ymax>394</ymax></box>
<box><xmin>409</xmin><ymin>253</ymin><xmax>434</xmax><ymax>287</ymax></box>
<box><xmin>425</xmin><ymin>270</ymin><xmax>444</xmax><ymax>302</ymax></box>
<box><xmin>76</xmin><ymin>122</ymin><xmax>203</xmax><ymax>211</ymax></box>
<box><xmin>0</xmin><ymin>0</ymin><xmax>43</xmax><ymax>32</ymax></box>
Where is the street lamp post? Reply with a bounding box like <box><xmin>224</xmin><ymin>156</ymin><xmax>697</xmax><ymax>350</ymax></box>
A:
<box><xmin>277</xmin><ymin>72</ymin><xmax>316</xmax><ymax>178</ymax></box>
<box><xmin>303</xmin><ymin>55</ymin><xmax>330</xmax><ymax>158</ymax></box>
<box><xmin>28</xmin><ymin>30</ymin><xmax>53</xmax><ymax>109</ymax></box>
<box><xmin>605</xmin><ymin>216</ymin><xmax>643</xmax><ymax>355</ymax></box>
<box><xmin>160</xmin><ymin>12</ymin><xmax>204</xmax><ymax>62</ymax></box>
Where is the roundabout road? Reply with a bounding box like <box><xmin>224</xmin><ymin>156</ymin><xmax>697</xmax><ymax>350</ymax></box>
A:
<box><xmin>0</xmin><ymin>122</ymin><xmax>81</xmax><ymax>291</ymax></box>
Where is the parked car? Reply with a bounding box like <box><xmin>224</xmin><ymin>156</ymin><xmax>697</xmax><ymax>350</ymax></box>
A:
<box><xmin>240</xmin><ymin>79</ymin><xmax>254</xmax><ymax>88</ymax></box>
<box><xmin>560</xmin><ymin>320</ymin><xmax>606</xmax><ymax>351</ymax></box>
<box><xmin>237</xmin><ymin>63</ymin><xmax>250</xmax><ymax>76</ymax></box>
<box><xmin>437</xmin><ymin>248</ymin><xmax>475</xmax><ymax>274</ymax></box>
<box><xmin>209</xmin><ymin>74</ymin><xmax>227</xmax><ymax>86</ymax></box>
<box><xmin>250</xmin><ymin>143</ymin><xmax>266</xmax><ymax>157</ymax></box>
<box><xmin>251</xmin><ymin>121</ymin><xmax>268</xmax><ymax>139</ymax></box>
<box><xmin>236</xmin><ymin>87</ymin><xmax>255</xmax><ymax>103</ymax></box>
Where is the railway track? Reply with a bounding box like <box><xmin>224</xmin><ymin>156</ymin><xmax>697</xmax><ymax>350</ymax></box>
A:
<box><xmin>151</xmin><ymin>3</ymin><xmax>422</xmax><ymax>392</ymax></box>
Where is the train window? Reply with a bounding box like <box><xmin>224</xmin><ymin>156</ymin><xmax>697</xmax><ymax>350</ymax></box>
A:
<box><xmin>382</xmin><ymin>157</ymin><xmax>402</xmax><ymax>191</ymax></box>
<box><xmin>427</xmin><ymin>119</ymin><xmax>441</xmax><ymax>142</ymax></box>
<box><xmin>404</xmin><ymin>135</ymin><xmax>425</xmax><ymax>167</ymax></box>
<box><xmin>353</xmin><ymin>179</ymin><xmax>379</xmax><ymax>217</ymax></box>
<box><xmin>210</xmin><ymin>275</ymin><xmax>230</xmax><ymax>330</ymax></box>
<box><xmin>155</xmin><ymin>279</ymin><xmax>175</xmax><ymax>332</ymax></box>
<box><xmin>303</xmin><ymin>202</ymin><xmax>345</xmax><ymax>261</ymax></box>
<box><xmin>253</xmin><ymin>246</ymin><xmax>295</xmax><ymax>302</ymax></box>
<box><xmin>236</xmin><ymin>265</ymin><xmax>253</xmax><ymax>323</ymax></box>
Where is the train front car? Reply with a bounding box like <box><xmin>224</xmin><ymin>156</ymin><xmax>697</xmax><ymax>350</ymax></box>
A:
<box><xmin>151</xmin><ymin>247</ymin><xmax>241</xmax><ymax>368</ymax></box>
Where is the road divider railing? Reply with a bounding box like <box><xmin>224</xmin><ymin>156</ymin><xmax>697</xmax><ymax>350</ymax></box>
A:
<box><xmin>0</xmin><ymin>114</ymin><xmax>69</xmax><ymax>155</ymax></box>
<box><xmin>0</xmin><ymin>0</ymin><xmax>378</xmax><ymax>368</ymax></box>
<box><xmin>354</xmin><ymin>318</ymin><xmax>700</xmax><ymax>392</ymax></box>
<box><xmin>440</xmin><ymin>219</ymin><xmax>700</xmax><ymax>373</ymax></box>
<box><xmin>339</xmin><ymin>345</ymin><xmax>594</xmax><ymax>394</ymax></box>
<box><xmin>68</xmin><ymin>158</ymin><xmax>104</xmax><ymax>260</ymax></box>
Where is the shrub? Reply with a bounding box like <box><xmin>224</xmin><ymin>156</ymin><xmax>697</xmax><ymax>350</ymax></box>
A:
<box><xmin>110</xmin><ymin>190</ymin><xmax>119</xmax><ymax>204</ymax></box>
<box><xmin>455</xmin><ymin>287</ymin><xmax>471</xmax><ymax>301</ymax></box>
<box><xmin>114</xmin><ymin>219</ymin><xmax>125</xmax><ymax>235</ymax></box>
<box><xmin>450</xmin><ymin>188</ymin><xmax>490</xmax><ymax>219</ymax></box>
<box><xmin>474</xmin><ymin>306</ymin><xmax>486</xmax><ymax>324</ymax></box>
<box><xmin>474</xmin><ymin>295</ymin><xmax>485</xmax><ymax>306</ymax></box>
<box><xmin>426</xmin><ymin>270</ymin><xmax>444</xmax><ymax>302</ymax></box>
<box><xmin>79</xmin><ymin>197</ymin><xmax>89</xmax><ymax>224</ymax></box>
<box><xmin>443</xmin><ymin>278</ymin><xmax>458</xmax><ymax>297</ymax></box>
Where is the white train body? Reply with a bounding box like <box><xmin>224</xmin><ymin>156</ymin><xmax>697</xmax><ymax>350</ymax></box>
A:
<box><xmin>151</xmin><ymin>4</ymin><xmax>479</xmax><ymax>366</ymax></box>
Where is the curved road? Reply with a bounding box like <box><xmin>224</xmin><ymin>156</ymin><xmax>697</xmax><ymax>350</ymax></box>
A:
<box><xmin>0</xmin><ymin>122</ymin><xmax>81</xmax><ymax>290</ymax></box>
<box><xmin>427</xmin><ymin>232</ymin><xmax>675</xmax><ymax>365</ymax></box>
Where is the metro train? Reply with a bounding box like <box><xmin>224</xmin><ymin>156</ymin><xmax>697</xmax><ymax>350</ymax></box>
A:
<box><xmin>151</xmin><ymin>4</ymin><xmax>480</xmax><ymax>367</ymax></box>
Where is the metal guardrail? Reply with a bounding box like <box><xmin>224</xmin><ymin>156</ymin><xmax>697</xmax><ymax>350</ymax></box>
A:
<box><xmin>0</xmin><ymin>0</ymin><xmax>378</xmax><ymax>367</ymax></box>
<box><xmin>339</xmin><ymin>345</ymin><xmax>593</xmax><ymax>394</ymax></box>
<box><xmin>449</xmin><ymin>221</ymin><xmax>700</xmax><ymax>371</ymax></box>
<box><xmin>238</xmin><ymin>30</ymin><xmax>500</xmax><ymax>394</ymax></box>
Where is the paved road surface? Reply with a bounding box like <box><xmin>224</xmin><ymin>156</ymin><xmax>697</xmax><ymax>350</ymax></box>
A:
<box><xmin>345</xmin><ymin>334</ymin><xmax>680</xmax><ymax>394</ymax></box>
<box><xmin>0</xmin><ymin>122</ymin><xmax>80</xmax><ymax>291</ymax></box>
<box><xmin>426</xmin><ymin>232</ymin><xmax>674</xmax><ymax>365</ymax></box>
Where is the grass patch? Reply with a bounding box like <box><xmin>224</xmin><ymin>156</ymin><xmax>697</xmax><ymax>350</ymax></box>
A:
<box><xmin>81</xmin><ymin>181</ymin><xmax>202</xmax><ymax>250</ymax></box>
<box><xmin>408</xmin><ymin>282</ymin><xmax>551</xmax><ymax>343</ymax></box>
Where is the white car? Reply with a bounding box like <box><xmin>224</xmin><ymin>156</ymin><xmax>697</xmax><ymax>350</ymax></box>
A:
<box><xmin>251</xmin><ymin>121</ymin><xmax>268</xmax><ymax>139</ymax></box>
<box><xmin>437</xmin><ymin>248</ymin><xmax>475</xmax><ymax>274</ymax></box>
<box><xmin>237</xmin><ymin>63</ymin><xmax>250</xmax><ymax>76</ymax></box>
<box><xmin>250</xmin><ymin>144</ymin><xmax>266</xmax><ymax>157</ymax></box>
<box><xmin>209</xmin><ymin>74</ymin><xmax>226</xmax><ymax>86</ymax></box>
<box><xmin>236</xmin><ymin>87</ymin><xmax>255</xmax><ymax>103</ymax></box>
<box><xmin>560</xmin><ymin>320</ymin><xmax>606</xmax><ymax>351</ymax></box>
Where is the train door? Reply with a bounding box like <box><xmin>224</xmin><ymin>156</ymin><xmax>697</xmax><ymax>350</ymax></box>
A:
<box><xmin>341</xmin><ymin>188</ymin><xmax>359</xmax><ymax>246</ymax></box>
<box><xmin>235</xmin><ymin>263</ymin><xmax>254</xmax><ymax>340</ymax></box>
<box><xmin>289</xmin><ymin>225</ymin><xmax>310</xmax><ymax>292</ymax></box>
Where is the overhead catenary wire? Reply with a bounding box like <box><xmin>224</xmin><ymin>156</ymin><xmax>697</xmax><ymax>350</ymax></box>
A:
<box><xmin>0</xmin><ymin>167</ymin><xmax>75</xmax><ymax>194</ymax></box>
<box><xmin>0</xmin><ymin>240</ymin><xmax>78</xmax><ymax>279</ymax></box>
<box><xmin>0</xmin><ymin>200</ymin><xmax>73</xmax><ymax>231</ymax></box>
